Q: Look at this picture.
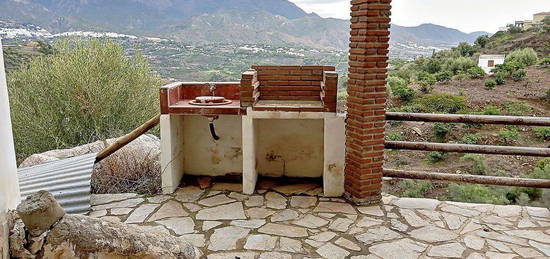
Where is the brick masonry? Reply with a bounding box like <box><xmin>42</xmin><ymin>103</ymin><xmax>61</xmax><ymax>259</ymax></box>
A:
<box><xmin>345</xmin><ymin>0</ymin><xmax>391</xmax><ymax>204</ymax></box>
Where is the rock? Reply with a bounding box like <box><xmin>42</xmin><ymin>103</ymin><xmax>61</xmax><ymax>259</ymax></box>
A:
<box><xmin>137</xmin><ymin>225</ymin><xmax>171</xmax><ymax>235</ymax></box>
<box><xmin>91</xmin><ymin>193</ymin><xmax>138</xmax><ymax>205</ymax></box>
<box><xmin>357</xmin><ymin>206</ymin><xmax>384</xmax><ymax>217</ymax></box>
<box><xmin>485</xmin><ymin>252</ymin><xmax>517</xmax><ymax>259</ymax></box>
<box><xmin>393</xmin><ymin>198</ymin><xmax>440</xmax><ymax>210</ymax></box>
<box><xmin>505</xmin><ymin>229</ymin><xmax>550</xmax><ymax>243</ymax></box>
<box><xmin>493</xmin><ymin>205</ymin><xmax>522</xmax><ymax>217</ymax></box>
<box><xmin>526</xmin><ymin>207</ymin><xmax>550</xmax><ymax>218</ymax></box>
<box><xmin>356</xmin><ymin>226</ymin><xmax>402</xmax><ymax>245</ymax></box>
<box><xmin>244</xmin><ymin>234</ymin><xmax>278</xmax><ymax>250</ymax></box>
<box><xmin>266</xmin><ymin>192</ymin><xmax>288</xmax><ymax>209</ymax></box>
<box><xmin>179</xmin><ymin>234</ymin><xmax>206</xmax><ymax>248</ymax></box>
<box><xmin>328</xmin><ymin>218</ymin><xmax>354</xmax><ymax>232</ymax></box>
<box><xmin>411</xmin><ymin>127</ymin><xmax>422</xmax><ymax>136</ymax></box>
<box><xmin>100</xmin><ymin>216</ymin><xmax>122</xmax><ymax>223</ymax></box>
<box><xmin>198</xmin><ymin>194</ymin><xmax>236</xmax><ymax>207</ymax></box>
<box><xmin>182</xmin><ymin>203</ymin><xmax>202</xmax><ymax>212</ymax></box>
<box><xmin>310</xmin><ymin>231</ymin><xmax>337</xmax><ymax>242</ymax></box>
<box><xmin>442</xmin><ymin>213</ymin><xmax>467</xmax><ymax>230</ymax></box>
<box><xmin>273</xmin><ymin>184</ymin><xmax>319</xmax><ymax>195</ymax></box>
<box><xmin>28</xmin><ymin>232</ymin><xmax>47</xmax><ymax>254</ymax></box>
<box><xmin>207</xmin><ymin>252</ymin><xmax>257</xmax><ymax>259</ymax></box>
<box><xmin>245</xmin><ymin>195</ymin><xmax>264</xmax><ymax>207</ymax></box>
<box><xmin>278</xmin><ymin>237</ymin><xmax>304</xmax><ymax>253</ymax></box>
<box><xmin>316</xmin><ymin>243</ymin><xmax>350</xmax><ymax>259</ymax></box>
<box><xmin>511</xmin><ymin>246</ymin><xmax>544</xmax><ymax>257</ymax></box>
<box><xmin>464</xmin><ymin>235</ymin><xmax>485</xmax><ymax>250</ymax></box>
<box><xmin>228</xmin><ymin>192</ymin><xmax>249</xmax><ymax>201</ymax></box>
<box><xmin>230</xmin><ymin>219</ymin><xmax>266</xmax><ymax>229</ymax></box>
<box><xmin>271</xmin><ymin>209</ymin><xmax>299</xmax><ymax>222</ymax></box>
<box><xmin>92</xmin><ymin>198</ymin><xmax>144</xmax><ymax>211</ymax></box>
<box><xmin>202</xmin><ymin>221</ymin><xmax>222</xmax><ymax>231</ymax></box>
<box><xmin>43</xmin><ymin>214</ymin><xmax>195</xmax><ymax>259</ymax></box>
<box><xmin>335</xmin><ymin>237</ymin><xmax>361</xmax><ymax>251</ymax></box>
<box><xmin>441</xmin><ymin>205</ymin><xmax>480</xmax><ymax>217</ymax></box>
<box><xmin>466</xmin><ymin>253</ymin><xmax>485</xmax><ymax>259</ymax></box>
<box><xmin>409</xmin><ymin>226</ymin><xmax>458</xmax><ymax>242</ymax></box>
<box><xmin>356</xmin><ymin>216</ymin><xmax>383</xmax><ymax>228</ymax></box>
<box><xmin>529</xmin><ymin>240</ymin><xmax>550</xmax><ymax>256</ymax></box>
<box><xmin>175</xmin><ymin>187</ymin><xmax>205</xmax><ymax>202</ymax></box>
<box><xmin>368</xmin><ymin>238</ymin><xmax>428</xmax><ymax>259</ymax></box>
<box><xmin>290</xmin><ymin>196</ymin><xmax>317</xmax><ymax>208</ymax></box>
<box><xmin>246</xmin><ymin>208</ymin><xmax>276</xmax><ymax>219</ymax></box>
<box><xmin>258</xmin><ymin>223</ymin><xmax>308</xmax><ymax>238</ymax></box>
<box><xmin>487</xmin><ymin>240</ymin><xmax>512</xmax><ymax>253</ymax></box>
<box><xmin>110</xmin><ymin>208</ymin><xmax>133</xmax><ymax>215</ymax></box>
<box><xmin>88</xmin><ymin>209</ymin><xmax>107</xmax><ymax>218</ymax></box>
<box><xmin>125</xmin><ymin>204</ymin><xmax>158</xmax><ymax>224</ymax></box>
<box><xmin>196</xmin><ymin>202</ymin><xmax>246</xmax><ymax>220</ymax></box>
<box><xmin>148</xmin><ymin>201</ymin><xmax>188</xmax><ymax>222</ymax></box>
<box><xmin>313</xmin><ymin>202</ymin><xmax>356</xmax><ymax>214</ymax></box>
<box><xmin>259</xmin><ymin>252</ymin><xmax>291</xmax><ymax>259</ymax></box>
<box><xmin>147</xmin><ymin>195</ymin><xmax>172</xmax><ymax>204</ymax></box>
<box><xmin>208</xmin><ymin>226</ymin><xmax>250</xmax><ymax>251</ymax></box>
<box><xmin>518</xmin><ymin>217</ymin><xmax>537</xmax><ymax>228</ymax></box>
<box><xmin>157</xmin><ymin>217</ymin><xmax>195</xmax><ymax>235</ymax></box>
<box><xmin>389</xmin><ymin>219</ymin><xmax>409</xmax><ymax>232</ymax></box>
<box><xmin>17</xmin><ymin>190</ymin><xmax>66</xmax><ymax>236</ymax></box>
<box><xmin>427</xmin><ymin>243</ymin><xmax>465</xmax><ymax>258</ymax></box>
<box><xmin>400</xmin><ymin>209</ymin><xmax>429</xmax><ymax>227</ymax></box>
<box><xmin>197</xmin><ymin>177</ymin><xmax>212</xmax><ymax>189</ymax></box>
<box><xmin>9</xmin><ymin>219</ymin><xmax>34</xmax><ymax>259</ymax></box>
<box><xmin>292</xmin><ymin>215</ymin><xmax>329</xmax><ymax>228</ymax></box>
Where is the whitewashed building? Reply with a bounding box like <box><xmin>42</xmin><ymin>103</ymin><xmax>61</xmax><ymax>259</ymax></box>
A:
<box><xmin>478</xmin><ymin>54</ymin><xmax>505</xmax><ymax>74</ymax></box>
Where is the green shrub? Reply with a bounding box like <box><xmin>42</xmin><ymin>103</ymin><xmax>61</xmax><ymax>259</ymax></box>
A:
<box><xmin>443</xmin><ymin>57</ymin><xmax>477</xmax><ymax>75</ymax></box>
<box><xmin>7</xmin><ymin>39</ymin><xmax>162</xmax><ymax>160</ymax></box>
<box><xmin>482</xmin><ymin>105</ymin><xmax>501</xmax><ymax>115</ymax></box>
<box><xmin>414</xmin><ymin>93</ymin><xmax>467</xmax><ymax>114</ymax></box>
<box><xmin>497</xmin><ymin>126</ymin><xmax>520</xmax><ymax>144</ymax></box>
<box><xmin>536</xmin><ymin>158</ymin><xmax>550</xmax><ymax>170</ymax></box>
<box><xmin>484</xmin><ymin>79</ymin><xmax>496</xmax><ymax>89</ymax></box>
<box><xmin>386</xmin><ymin>132</ymin><xmax>403</xmax><ymax>141</ymax></box>
<box><xmin>504</xmin><ymin>102</ymin><xmax>533</xmax><ymax>116</ymax></box>
<box><xmin>388</xmin><ymin>76</ymin><xmax>408</xmax><ymax>89</ymax></box>
<box><xmin>474</xmin><ymin>35</ymin><xmax>490</xmax><ymax>48</ymax></box>
<box><xmin>392</xmin><ymin>86</ymin><xmax>416</xmax><ymax>102</ymax></box>
<box><xmin>493</xmin><ymin>61</ymin><xmax>525</xmax><ymax>76</ymax></box>
<box><xmin>461</xmin><ymin>133</ymin><xmax>482</xmax><ymax>144</ymax></box>
<box><xmin>435</xmin><ymin>70</ymin><xmax>452</xmax><ymax>83</ymax></box>
<box><xmin>511</xmin><ymin>69</ymin><xmax>527</xmax><ymax>81</ymax></box>
<box><xmin>461</xmin><ymin>154</ymin><xmax>488</xmax><ymax>175</ymax></box>
<box><xmin>494</xmin><ymin>74</ymin><xmax>506</xmax><ymax>85</ymax></box>
<box><xmin>456</xmin><ymin>42</ymin><xmax>477</xmax><ymax>57</ymax></box>
<box><xmin>417</xmin><ymin>72</ymin><xmax>436</xmax><ymax>93</ymax></box>
<box><xmin>539</xmin><ymin>56</ymin><xmax>550</xmax><ymax>66</ymax></box>
<box><xmin>448</xmin><ymin>184</ymin><xmax>510</xmax><ymax>205</ymax></box>
<box><xmin>389</xmin><ymin>103</ymin><xmax>423</xmax><ymax>113</ymax></box>
<box><xmin>509</xmin><ymin>158</ymin><xmax>550</xmax><ymax>202</ymax></box>
<box><xmin>467</xmin><ymin>66</ymin><xmax>485</xmax><ymax>79</ymax></box>
<box><xmin>546</xmin><ymin>89</ymin><xmax>550</xmax><ymax>103</ymax></box>
<box><xmin>428</xmin><ymin>151</ymin><xmax>445</xmax><ymax>163</ymax></box>
<box><xmin>401</xmin><ymin>180</ymin><xmax>433</xmax><ymax>198</ymax></box>
<box><xmin>534</xmin><ymin>127</ymin><xmax>550</xmax><ymax>141</ymax></box>
<box><xmin>433</xmin><ymin>123</ymin><xmax>454</xmax><ymax>141</ymax></box>
<box><xmin>505</xmin><ymin>48</ymin><xmax>538</xmax><ymax>67</ymax></box>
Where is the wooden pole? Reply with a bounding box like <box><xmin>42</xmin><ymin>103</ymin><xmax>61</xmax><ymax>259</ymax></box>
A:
<box><xmin>386</xmin><ymin>112</ymin><xmax>550</xmax><ymax>126</ymax></box>
<box><xmin>95</xmin><ymin>114</ymin><xmax>161</xmax><ymax>163</ymax></box>
<box><xmin>385</xmin><ymin>141</ymin><xmax>550</xmax><ymax>157</ymax></box>
<box><xmin>383</xmin><ymin>169</ymin><xmax>550</xmax><ymax>188</ymax></box>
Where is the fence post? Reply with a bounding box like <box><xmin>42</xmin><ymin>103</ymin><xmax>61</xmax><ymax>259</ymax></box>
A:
<box><xmin>345</xmin><ymin>0</ymin><xmax>392</xmax><ymax>204</ymax></box>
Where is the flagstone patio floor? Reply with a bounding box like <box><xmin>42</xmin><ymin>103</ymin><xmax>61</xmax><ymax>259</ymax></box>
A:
<box><xmin>89</xmin><ymin>182</ymin><xmax>550</xmax><ymax>259</ymax></box>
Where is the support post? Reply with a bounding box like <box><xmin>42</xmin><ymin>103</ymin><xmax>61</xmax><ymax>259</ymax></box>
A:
<box><xmin>0</xmin><ymin>40</ymin><xmax>21</xmax><ymax>259</ymax></box>
<box><xmin>242</xmin><ymin>112</ymin><xmax>258</xmax><ymax>194</ymax></box>
<box><xmin>323</xmin><ymin>113</ymin><xmax>346</xmax><ymax>197</ymax></box>
<box><xmin>345</xmin><ymin>0</ymin><xmax>392</xmax><ymax>204</ymax></box>
<box><xmin>160</xmin><ymin>114</ymin><xmax>185</xmax><ymax>194</ymax></box>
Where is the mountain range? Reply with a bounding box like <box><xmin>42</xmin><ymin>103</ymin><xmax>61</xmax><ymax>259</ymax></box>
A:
<box><xmin>0</xmin><ymin>0</ymin><xmax>488</xmax><ymax>50</ymax></box>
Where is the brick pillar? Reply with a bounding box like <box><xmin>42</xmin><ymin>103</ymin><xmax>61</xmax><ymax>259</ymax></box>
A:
<box><xmin>345</xmin><ymin>0</ymin><xmax>391</xmax><ymax>204</ymax></box>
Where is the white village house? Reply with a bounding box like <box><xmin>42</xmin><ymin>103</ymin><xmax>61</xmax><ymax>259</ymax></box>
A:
<box><xmin>478</xmin><ymin>54</ymin><xmax>505</xmax><ymax>74</ymax></box>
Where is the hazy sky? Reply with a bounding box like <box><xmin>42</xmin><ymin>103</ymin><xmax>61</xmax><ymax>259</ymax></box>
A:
<box><xmin>289</xmin><ymin>0</ymin><xmax>550</xmax><ymax>33</ymax></box>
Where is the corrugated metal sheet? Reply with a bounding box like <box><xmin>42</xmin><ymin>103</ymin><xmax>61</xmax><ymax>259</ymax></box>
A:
<box><xmin>18</xmin><ymin>153</ymin><xmax>97</xmax><ymax>214</ymax></box>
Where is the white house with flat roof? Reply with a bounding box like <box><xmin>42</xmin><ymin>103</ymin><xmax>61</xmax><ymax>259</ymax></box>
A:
<box><xmin>478</xmin><ymin>55</ymin><xmax>505</xmax><ymax>74</ymax></box>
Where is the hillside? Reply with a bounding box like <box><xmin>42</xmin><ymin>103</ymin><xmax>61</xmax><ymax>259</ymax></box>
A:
<box><xmin>479</xmin><ymin>29</ymin><xmax>550</xmax><ymax>57</ymax></box>
<box><xmin>0</xmin><ymin>0</ymin><xmax>488</xmax><ymax>52</ymax></box>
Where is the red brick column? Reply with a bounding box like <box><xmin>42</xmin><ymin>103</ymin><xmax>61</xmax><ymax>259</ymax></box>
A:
<box><xmin>345</xmin><ymin>0</ymin><xmax>391</xmax><ymax>204</ymax></box>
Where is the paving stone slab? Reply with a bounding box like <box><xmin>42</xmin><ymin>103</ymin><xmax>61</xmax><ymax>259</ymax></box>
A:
<box><xmin>258</xmin><ymin>223</ymin><xmax>308</xmax><ymax>238</ymax></box>
<box><xmin>316</xmin><ymin>243</ymin><xmax>350</xmax><ymax>259</ymax></box>
<box><xmin>202</xmin><ymin>221</ymin><xmax>222</xmax><ymax>231</ymax></box>
<box><xmin>175</xmin><ymin>186</ymin><xmax>205</xmax><ymax>202</ymax></box>
<box><xmin>91</xmin><ymin>193</ymin><xmax>138</xmax><ymax>205</ymax></box>
<box><xmin>278</xmin><ymin>237</ymin><xmax>305</xmax><ymax>253</ymax></box>
<box><xmin>208</xmin><ymin>226</ymin><xmax>250</xmax><ymax>251</ymax></box>
<box><xmin>529</xmin><ymin>240</ymin><xmax>550</xmax><ymax>256</ymax></box>
<box><xmin>147</xmin><ymin>195</ymin><xmax>172</xmax><ymax>204</ymax></box>
<box><xmin>464</xmin><ymin>235</ymin><xmax>485</xmax><ymax>250</ymax></box>
<box><xmin>266</xmin><ymin>192</ymin><xmax>288</xmax><ymax>209</ymax></box>
<box><xmin>356</xmin><ymin>226</ymin><xmax>402</xmax><ymax>245</ymax></box>
<box><xmin>409</xmin><ymin>226</ymin><xmax>458</xmax><ymax>242</ymax></box>
<box><xmin>125</xmin><ymin>204</ymin><xmax>158</xmax><ymax>224</ymax></box>
<box><xmin>157</xmin><ymin>217</ymin><xmax>195</xmax><ymax>235</ymax></box>
<box><xmin>428</xmin><ymin>242</ymin><xmax>466</xmax><ymax>258</ymax></box>
<box><xmin>328</xmin><ymin>218</ymin><xmax>354</xmax><ymax>232</ymax></box>
<box><xmin>207</xmin><ymin>252</ymin><xmax>256</xmax><ymax>259</ymax></box>
<box><xmin>244</xmin><ymin>195</ymin><xmax>264</xmax><ymax>207</ymax></box>
<box><xmin>393</xmin><ymin>198</ymin><xmax>440</xmax><ymax>210</ymax></box>
<box><xmin>180</xmin><ymin>234</ymin><xmax>206</xmax><ymax>248</ymax></box>
<box><xmin>230</xmin><ymin>219</ymin><xmax>266</xmax><ymax>229</ymax></box>
<box><xmin>198</xmin><ymin>194</ymin><xmax>236</xmax><ymax>207</ymax></box>
<box><xmin>259</xmin><ymin>252</ymin><xmax>291</xmax><ymax>259</ymax></box>
<box><xmin>368</xmin><ymin>238</ymin><xmax>428</xmax><ymax>259</ymax></box>
<box><xmin>244</xmin><ymin>234</ymin><xmax>278</xmax><ymax>251</ymax></box>
<box><xmin>293</xmin><ymin>215</ymin><xmax>329</xmax><ymax>228</ymax></box>
<box><xmin>110</xmin><ymin>208</ymin><xmax>133</xmax><ymax>215</ymax></box>
<box><xmin>357</xmin><ymin>206</ymin><xmax>384</xmax><ymax>217</ymax></box>
<box><xmin>92</xmin><ymin>198</ymin><xmax>144</xmax><ymax>211</ymax></box>
<box><xmin>310</xmin><ymin>231</ymin><xmax>336</xmax><ymax>242</ymax></box>
<box><xmin>246</xmin><ymin>207</ymin><xmax>276</xmax><ymax>219</ymax></box>
<box><xmin>196</xmin><ymin>202</ymin><xmax>246</xmax><ymax>220</ymax></box>
<box><xmin>271</xmin><ymin>209</ymin><xmax>299</xmax><ymax>222</ymax></box>
<box><xmin>313</xmin><ymin>202</ymin><xmax>356</xmax><ymax>214</ymax></box>
<box><xmin>290</xmin><ymin>196</ymin><xmax>318</xmax><ymax>208</ymax></box>
<box><xmin>148</xmin><ymin>200</ymin><xmax>188</xmax><ymax>222</ymax></box>
<box><xmin>273</xmin><ymin>184</ymin><xmax>319</xmax><ymax>195</ymax></box>
<box><xmin>335</xmin><ymin>237</ymin><xmax>361</xmax><ymax>251</ymax></box>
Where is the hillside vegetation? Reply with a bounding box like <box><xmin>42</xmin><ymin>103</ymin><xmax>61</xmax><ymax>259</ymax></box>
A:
<box><xmin>383</xmin><ymin>25</ymin><xmax>550</xmax><ymax>207</ymax></box>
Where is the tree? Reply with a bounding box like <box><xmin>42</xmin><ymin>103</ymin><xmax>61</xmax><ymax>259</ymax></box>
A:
<box><xmin>474</xmin><ymin>35</ymin><xmax>490</xmax><ymax>48</ymax></box>
<box><xmin>456</xmin><ymin>42</ymin><xmax>477</xmax><ymax>57</ymax></box>
<box><xmin>542</xmin><ymin>16</ymin><xmax>550</xmax><ymax>33</ymax></box>
<box><xmin>8</xmin><ymin>39</ymin><xmax>162</xmax><ymax>160</ymax></box>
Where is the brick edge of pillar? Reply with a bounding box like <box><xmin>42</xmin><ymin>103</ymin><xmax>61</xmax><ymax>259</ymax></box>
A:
<box><xmin>344</xmin><ymin>0</ymin><xmax>391</xmax><ymax>205</ymax></box>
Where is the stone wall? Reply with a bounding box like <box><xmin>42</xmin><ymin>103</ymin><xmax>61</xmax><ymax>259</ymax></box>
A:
<box><xmin>345</xmin><ymin>0</ymin><xmax>392</xmax><ymax>204</ymax></box>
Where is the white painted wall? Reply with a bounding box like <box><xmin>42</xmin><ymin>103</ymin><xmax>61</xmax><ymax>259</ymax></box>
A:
<box><xmin>478</xmin><ymin>55</ymin><xmax>505</xmax><ymax>74</ymax></box>
<box><xmin>0</xmin><ymin>40</ymin><xmax>20</xmax><ymax>259</ymax></box>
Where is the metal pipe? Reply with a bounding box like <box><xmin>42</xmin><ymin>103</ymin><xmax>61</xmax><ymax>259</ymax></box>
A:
<box><xmin>386</xmin><ymin>112</ymin><xmax>550</xmax><ymax>126</ymax></box>
<box><xmin>383</xmin><ymin>169</ymin><xmax>550</xmax><ymax>188</ymax></box>
<box><xmin>208</xmin><ymin>116</ymin><xmax>220</xmax><ymax>141</ymax></box>
<box><xmin>385</xmin><ymin>141</ymin><xmax>550</xmax><ymax>157</ymax></box>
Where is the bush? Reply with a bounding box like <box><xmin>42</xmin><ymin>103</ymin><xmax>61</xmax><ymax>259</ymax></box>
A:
<box><xmin>474</xmin><ymin>35</ymin><xmax>490</xmax><ymax>48</ymax></box>
<box><xmin>414</xmin><ymin>93</ymin><xmax>467</xmax><ymax>114</ymax></box>
<box><xmin>433</xmin><ymin>122</ymin><xmax>454</xmax><ymax>141</ymax></box>
<box><xmin>392</xmin><ymin>85</ymin><xmax>416</xmax><ymax>102</ymax></box>
<box><xmin>456</xmin><ymin>42</ymin><xmax>477</xmax><ymax>57</ymax></box>
<box><xmin>428</xmin><ymin>151</ymin><xmax>445</xmax><ymax>163</ymax></box>
<box><xmin>504</xmin><ymin>102</ymin><xmax>533</xmax><ymax>116</ymax></box>
<box><xmin>461</xmin><ymin>154</ymin><xmax>488</xmax><ymax>175</ymax></box>
<box><xmin>461</xmin><ymin>133</ymin><xmax>482</xmax><ymax>144</ymax></box>
<box><xmin>505</xmin><ymin>48</ymin><xmax>538</xmax><ymax>67</ymax></box>
<box><xmin>547</xmin><ymin>88</ymin><xmax>550</xmax><ymax>103</ymax></box>
<box><xmin>7</xmin><ymin>39</ymin><xmax>162</xmax><ymax>160</ymax></box>
<box><xmin>417</xmin><ymin>72</ymin><xmax>436</xmax><ymax>93</ymax></box>
<box><xmin>482</xmin><ymin>105</ymin><xmax>501</xmax><ymax>115</ymax></box>
<box><xmin>448</xmin><ymin>184</ymin><xmax>510</xmax><ymax>205</ymax></box>
<box><xmin>494</xmin><ymin>74</ymin><xmax>506</xmax><ymax>85</ymax></box>
<box><xmin>497</xmin><ymin>126</ymin><xmax>520</xmax><ymax>144</ymax></box>
<box><xmin>435</xmin><ymin>70</ymin><xmax>452</xmax><ymax>83</ymax></box>
<box><xmin>534</xmin><ymin>127</ymin><xmax>550</xmax><ymax>141</ymax></box>
<box><xmin>388</xmin><ymin>76</ymin><xmax>407</xmax><ymax>89</ymax></box>
<box><xmin>511</xmin><ymin>69</ymin><xmax>527</xmax><ymax>81</ymax></box>
<box><xmin>484</xmin><ymin>79</ymin><xmax>496</xmax><ymax>89</ymax></box>
<box><xmin>401</xmin><ymin>180</ymin><xmax>433</xmax><ymax>198</ymax></box>
<box><xmin>492</xmin><ymin>61</ymin><xmax>525</xmax><ymax>76</ymax></box>
<box><xmin>443</xmin><ymin>56</ymin><xmax>477</xmax><ymax>75</ymax></box>
<box><xmin>509</xmin><ymin>158</ymin><xmax>550</xmax><ymax>202</ymax></box>
<box><xmin>386</xmin><ymin>132</ymin><xmax>403</xmax><ymax>141</ymax></box>
<box><xmin>467</xmin><ymin>66</ymin><xmax>485</xmax><ymax>79</ymax></box>
<box><xmin>539</xmin><ymin>56</ymin><xmax>550</xmax><ymax>66</ymax></box>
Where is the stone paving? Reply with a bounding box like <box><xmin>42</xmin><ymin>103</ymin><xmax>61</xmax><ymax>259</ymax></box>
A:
<box><xmin>89</xmin><ymin>183</ymin><xmax>550</xmax><ymax>259</ymax></box>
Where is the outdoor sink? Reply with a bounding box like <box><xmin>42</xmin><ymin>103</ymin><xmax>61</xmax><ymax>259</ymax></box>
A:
<box><xmin>160</xmin><ymin>82</ymin><xmax>244</xmax><ymax>115</ymax></box>
<box><xmin>189</xmin><ymin>96</ymin><xmax>233</xmax><ymax>106</ymax></box>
